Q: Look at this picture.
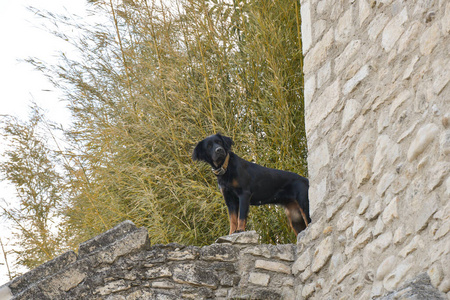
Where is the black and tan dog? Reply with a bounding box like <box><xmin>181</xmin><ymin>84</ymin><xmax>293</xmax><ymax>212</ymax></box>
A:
<box><xmin>193</xmin><ymin>133</ymin><xmax>310</xmax><ymax>236</ymax></box>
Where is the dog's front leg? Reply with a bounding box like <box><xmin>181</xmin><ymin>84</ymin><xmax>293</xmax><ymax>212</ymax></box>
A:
<box><xmin>223</xmin><ymin>191</ymin><xmax>239</xmax><ymax>235</ymax></box>
<box><xmin>236</xmin><ymin>192</ymin><xmax>251</xmax><ymax>232</ymax></box>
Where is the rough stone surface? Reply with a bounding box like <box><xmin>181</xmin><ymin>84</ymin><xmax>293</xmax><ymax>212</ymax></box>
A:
<box><xmin>407</xmin><ymin>123</ymin><xmax>440</xmax><ymax>161</ymax></box>
<box><xmin>311</xmin><ymin>236</ymin><xmax>333</xmax><ymax>273</ymax></box>
<box><xmin>379</xmin><ymin>273</ymin><xmax>446</xmax><ymax>299</ymax></box>
<box><xmin>3</xmin><ymin>1</ymin><xmax>450</xmax><ymax>300</ymax></box>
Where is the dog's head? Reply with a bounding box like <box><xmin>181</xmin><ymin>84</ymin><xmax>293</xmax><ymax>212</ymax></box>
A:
<box><xmin>192</xmin><ymin>133</ymin><xmax>234</xmax><ymax>167</ymax></box>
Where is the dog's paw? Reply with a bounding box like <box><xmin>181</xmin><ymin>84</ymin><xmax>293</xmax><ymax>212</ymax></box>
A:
<box><xmin>233</xmin><ymin>230</ymin><xmax>245</xmax><ymax>234</ymax></box>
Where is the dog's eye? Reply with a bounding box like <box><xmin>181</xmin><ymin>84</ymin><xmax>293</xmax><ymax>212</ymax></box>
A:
<box><xmin>207</xmin><ymin>142</ymin><xmax>213</xmax><ymax>149</ymax></box>
<box><xmin>216</xmin><ymin>140</ymin><xmax>222</xmax><ymax>145</ymax></box>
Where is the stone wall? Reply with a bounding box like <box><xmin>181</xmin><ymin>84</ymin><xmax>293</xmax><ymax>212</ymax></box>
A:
<box><xmin>0</xmin><ymin>221</ymin><xmax>298</xmax><ymax>299</ymax></box>
<box><xmin>0</xmin><ymin>220</ymin><xmax>446</xmax><ymax>299</ymax></box>
<box><xmin>0</xmin><ymin>0</ymin><xmax>449</xmax><ymax>299</ymax></box>
<box><xmin>300</xmin><ymin>0</ymin><xmax>449</xmax><ymax>298</ymax></box>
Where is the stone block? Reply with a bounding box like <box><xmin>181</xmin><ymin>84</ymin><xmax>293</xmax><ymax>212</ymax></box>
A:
<box><xmin>151</xmin><ymin>281</ymin><xmax>175</xmax><ymax>289</ymax></box>
<box><xmin>376</xmin><ymin>255</ymin><xmax>397</xmax><ymax>281</ymax></box>
<box><xmin>172</xmin><ymin>264</ymin><xmax>219</xmax><ymax>288</ymax></box>
<box><xmin>381</xmin><ymin>273</ymin><xmax>447</xmax><ymax>299</ymax></box>
<box><xmin>427</xmin><ymin>162</ymin><xmax>450</xmax><ymax>192</ymax></box>
<box><xmin>432</xmin><ymin>58</ymin><xmax>450</xmax><ymax>96</ymax></box>
<box><xmin>317</xmin><ymin>61</ymin><xmax>331</xmax><ymax>89</ymax></box>
<box><xmin>168</xmin><ymin>247</ymin><xmax>198</xmax><ymax>261</ymax></box>
<box><xmin>215</xmin><ymin>230</ymin><xmax>260</xmax><ymax>245</ymax></box>
<box><xmin>357</xmin><ymin>195</ymin><xmax>370</xmax><ymax>215</ymax></box>
<box><xmin>302</xmin><ymin>283</ymin><xmax>315</xmax><ymax>299</ymax></box>
<box><xmin>335</xmin><ymin>7</ymin><xmax>353</xmax><ymax>43</ymax></box>
<box><xmin>337</xmin><ymin>210</ymin><xmax>353</xmax><ymax>232</ymax></box>
<box><xmin>248</xmin><ymin>272</ymin><xmax>270</xmax><ymax>286</ymax></box>
<box><xmin>78</xmin><ymin>220</ymin><xmax>138</xmax><ymax>258</ymax></box>
<box><xmin>311</xmin><ymin>236</ymin><xmax>333</xmax><ymax>273</ymax></box>
<box><xmin>383</xmin><ymin>257</ymin><xmax>414</xmax><ymax>291</ymax></box>
<box><xmin>341</xmin><ymin>99</ymin><xmax>361</xmax><ymax>129</ymax></box>
<box><xmin>363</xmin><ymin>232</ymin><xmax>392</xmax><ymax>266</ymax></box>
<box><xmin>377</xmin><ymin>172</ymin><xmax>396</xmax><ymax>197</ymax></box>
<box><xmin>200</xmin><ymin>244</ymin><xmax>238</xmax><ymax>262</ymax></box>
<box><xmin>352</xmin><ymin>216</ymin><xmax>366</xmax><ymax>238</ymax></box>
<box><xmin>96</xmin><ymin>279</ymin><xmax>130</xmax><ymax>296</ymax></box>
<box><xmin>306</xmin><ymin>79</ymin><xmax>340</xmax><ymax>134</ymax></box>
<box><xmin>414</xmin><ymin>194</ymin><xmax>438</xmax><ymax>232</ymax></box>
<box><xmin>91</xmin><ymin>227</ymin><xmax>149</xmax><ymax>264</ymax></box>
<box><xmin>304</xmin><ymin>76</ymin><xmax>316</xmax><ymax>108</ymax></box>
<box><xmin>366</xmin><ymin>200</ymin><xmax>383</xmax><ymax>221</ymax></box>
<box><xmin>398</xmin><ymin>236</ymin><xmax>424</xmax><ymax>258</ymax></box>
<box><xmin>440</xmin><ymin>131</ymin><xmax>450</xmax><ymax>155</ymax></box>
<box><xmin>271</xmin><ymin>245</ymin><xmax>295</xmax><ymax>261</ymax></box>
<box><xmin>336</xmin><ymin>257</ymin><xmax>361</xmax><ymax>284</ymax></box>
<box><xmin>389</xmin><ymin>90</ymin><xmax>412</xmax><ymax>117</ymax></box>
<box><xmin>145</xmin><ymin>266</ymin><xmax>172</xmax><ymax>279</ymax></box>
<box><xmin>343</xmin><ymin>64</ymin><xmax>370</xmax><ymax>95</ymax></box>
<box><xmin>47</xmin><ymin>266</ymin><xmax>87</xmax><ymax>293</ymax></box>
<box><xmin>373</xmin><ymin>217</ymin><xmax>385</xmax><ymax>237</ymax></box>
<box><xmin>307</xmin><ymin>141</ymin><xmax>329</xmax><ymax>178</ymax></box>
<box><xmin>407</xmin><ymin>123</ymin><xmax>440</xmax><ymax>161</ymax></box>
<box><xmin>303</xmin><ymin>28</ymin><xmax>334</xmax><ymax>75</ymax></box>
<box><xmin>368</xmin><ymin>13</ymin><xmax>389</xmax><ymax>41</ymax></box>
<box><xmin>314</xmin><ymin>19</ymin><xmax>327</xmax><ymax>40</ymax></box>
<box><xmin>233</xmin><ymin>288</ymin><xmax>283</xmax><ymax>300</ymax></box>
<box><xmin>381</xmin><ymin>196</ymin><xmax>399</xmax><ymax>225</ymax></box>
<box><xmin>402</xmin><ymin>56</ymin><xmax>419</xmax><ymax>80</ymax></box>
<box><xmin>255</xmin><ymin>260</ymin><xmax>291</xmax><ymax>274</ymax></box>
<box><xmin>292</xmin><ymin>248</ymin><xmax>311</xmax><ymax>275</ymax></box>
<box><xmin>359</xmin><ymin>0</ymin><xmax>371</xmax><ymax>26</ymax></box>
<box><xmin>8</xmin><ymin>250</ymin><xmax>77</xmax><ymax>295</ymax></box>
<box><xmin>373</xmin><ymin>135</ymin><xmax>400</xmax><ymax>178</ymax></box>
<box><xmin>381</xmin><ymin>8</ymin><xmax>408</xmax><ymax>52</ymax></box>
<box><xmin>300</xmin><ymin>266</ymin><xmax>313</xmax><ymax>282</ymax></box>
<box><xmin>420</xmin><ymin>23</ymin><xmax>441</xmax><ymax>55</ymax></box>
<box><xmin>301</xmin><ymin>1</ymin><xmax>312</xmax><ymax>54</ymax></box>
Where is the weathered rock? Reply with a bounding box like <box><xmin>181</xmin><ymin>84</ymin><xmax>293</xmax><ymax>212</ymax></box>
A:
<box><xmin>8</xmin><ymin>251</ymin><xmax>77</xmax><ymax>294</ymax></box>
<box><xmin>248</xmin><ymin>272</ymin><xmax>270</xmax><ymax>286</ymax></box>
<box><xmin>292</xmin><ymin>249</ymin><xmax>311</xmax><ymax>275</ymax></box>
<box><xmin>343</xmin><ymin>64</ymin><xmax>370</xmax><ymax>95</ymax></box>
<box><xmin>172</xmin><ymin>264</ymin><xmax>219</xmax><ymax>289</ymax></box>
<box><xmin>311</xmin><ymin>236</ymin><xmax>333</xmax><ymax>273</ymax></box>
<box><xmin>407</xmin><ymin>123</ymin><xmax>440</xmax><ymax>161</ymax></box>
<box><xmin>381</xmin><ymin>196</ymin><xmax>399</xmax><ymax>225</ymax></box>
<box><xmin>78</xmin><ymin>220</ymin><xmax>139</xmax><ymax>258</ymax></box>
<box><xmin>383</xmin><ymin>257</ymin><xmax>414</xmax><ymax>291</ymax></box>
<box><xmin>380</xmin><ymin>273</ymin><xmax>446</xmax><ymax>299</ymax></box>
<box><xmin>336</xmin><ymin>256</ymin><xmax>361</xmax><ymax>284</ymax></box>
<box><xmin>254</xmin><ymin>260</ymin><xmax>291</xmax><ymax>274</ymax></box>
<box><xmin>200</xmin><ymin>244</ymin><xmax>238</xmax><ymax>262</ymax></box>
<box><xmin>215</xmin><ymin>231</ymin><xmax>260</xmax><ymax>245</ymax></box>
<box><xmin>376</xmin><ymin>256</ymin><xmax>397</xmax><ymax>281</ymax></box>
<box><xmin>381</xmin><ymin>8</ymin><xmax>408</xmax><ymax>52</ymax></box>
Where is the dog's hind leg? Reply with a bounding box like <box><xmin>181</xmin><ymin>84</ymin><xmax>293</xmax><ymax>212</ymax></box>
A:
<box><xmin>284</xmin><ymin>201</ymin><xmax>308</xmax><ymax>236</ymax></box>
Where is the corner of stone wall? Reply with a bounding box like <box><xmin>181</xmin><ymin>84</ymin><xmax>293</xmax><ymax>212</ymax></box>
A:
<box><xmin>300</xmin><ymin>0</ymin><xmax>450</xmax><ymax>299</ymax></box>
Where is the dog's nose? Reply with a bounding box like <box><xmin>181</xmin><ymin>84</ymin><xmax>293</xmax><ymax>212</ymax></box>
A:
<box><xmin>215</xmin><ymin>147</ymin><xmax>225</xmax><ymax>154</ymax></box>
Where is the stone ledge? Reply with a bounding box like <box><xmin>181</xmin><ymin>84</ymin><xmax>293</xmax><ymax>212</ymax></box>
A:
<box><xmin>78</xmin><ymin>220</ymin><xmax>139</xmax><ymax>258</ymax></box>
<box><xmin>7</xmin><ymin>250</ymin><xmax>77</xmax><ymax>295</ymax></box>
<box><xmin>215</xmin><ymin>231</ymin><xmax>260</xmax><ymax>246</ymax></box>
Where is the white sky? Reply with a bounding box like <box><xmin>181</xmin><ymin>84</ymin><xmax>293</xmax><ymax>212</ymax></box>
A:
<box><xmin>0</xmin><ymin>0</ymin><xmax>89</xmax><ymax>284</ymax></box>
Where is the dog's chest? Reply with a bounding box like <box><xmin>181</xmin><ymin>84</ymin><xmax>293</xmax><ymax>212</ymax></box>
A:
<box><xmin>218</xmin><ymin>177</ymin><xmax>242</xmax><ymax>195</ymax></box>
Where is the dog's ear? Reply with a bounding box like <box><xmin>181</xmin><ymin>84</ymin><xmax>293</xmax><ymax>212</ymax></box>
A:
<box><xmin>220</xmin><ymin>134</ymin><xmax>234</xmax><ymax>150</ymax></box>
<box><xmin>192</xmin><ymin>141</ymin><xmax>205</xmax><ymax>161</ymax></box>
